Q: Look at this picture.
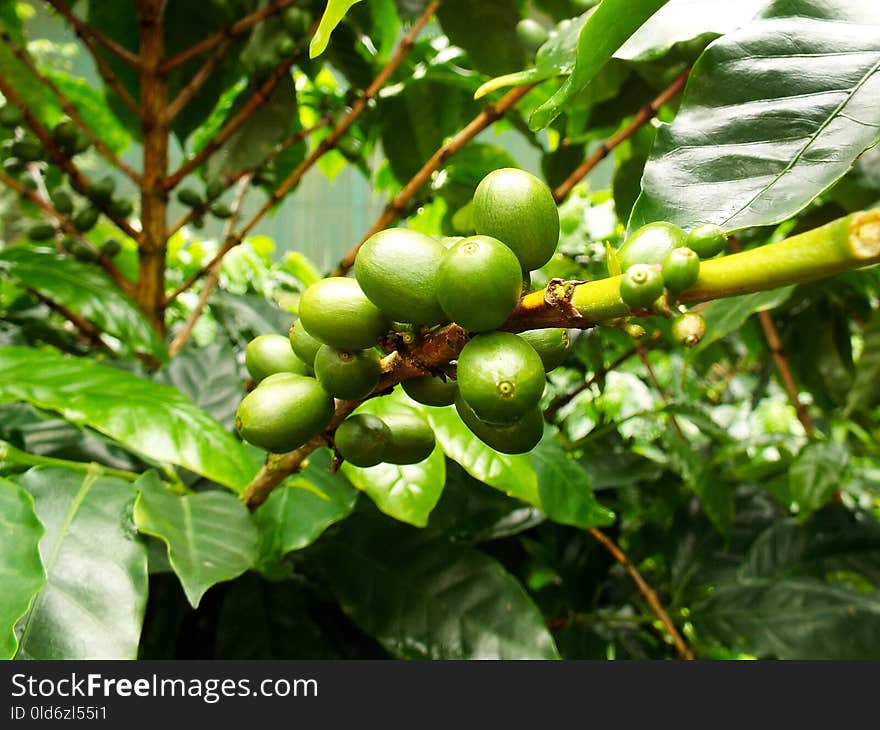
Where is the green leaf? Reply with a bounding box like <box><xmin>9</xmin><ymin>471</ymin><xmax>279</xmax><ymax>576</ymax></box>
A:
<box><xmin>530</xmin><ymin>432</ymin><xmax>615</xmax><ymax>529</ymax></box>
<box><xmin>846</xmin><ymin>310</ymin><xmax>880</xmax><ymax>416</ymax></box>
<box><xmin>255</xmin><ymin>449</ymin><xmax>358</xmax><ymax>576</ymax></box>
<box><xmin>0</xmin><ymin>247</ymin><xmax>166</xmax><ymax>361</ymax></box>
<box><xmin>154</xmin><ymin>341</ymin><xmax>243</xmax><ymax>430</ymax></box>
<box><xmin>0</xmin><ymin>346</ymin><xmax>258</xmax><ymax>491</ymax></box>
<box><xmin>427</xmin><ymin>406</ymin><xmax>540</xmax><ymax>506</ymax></box>
<box><xmin>15</xmin><ymin>466</ymin><xmax>148</xmax><ymax>659</ymax></box>
<box><xmin>0</xmin><ymin>477</ymin><xmax>46</xmax><ymax>660</ymax></box>
<box><xmin>693</xmin><ymin>287</ymin><xmax>794</xmax><ymax>353</ymax></box>
<box><xmin>529</xmin><ymin>0</ymin><xmax>670</xmax><ymax>130</ymax></box>
<box><xmin>341</xmin><ymin>392</ymin><xmax>445</xmax><ymax>527</ymax></box>
<box><xmin>310</xmin><ymin>0</ymin><xmax>363</xmax><ymax>58</ymax></box>
<box><xmin>630</xmin><ymin>0</ymin><xmax>880</xmax><ymax>231</ymax></box>
<box><xmin>312</xmin><ymin>510</ymin><xmax>560</xmax><ymax>659</ymax></box>
<box><xmin>437</xmin><ymin>0</ymin><xmax>525</xmax><ymax>77</ymax></box>
<box><xmin>133</xmin><ymin>473</ymin><xmax>258</xmax><ymax>608</ymax></box>
<box><xmin>788</xmin><ymin>441</ymin><xmax>849</xmax><ymax>516</ymax></box>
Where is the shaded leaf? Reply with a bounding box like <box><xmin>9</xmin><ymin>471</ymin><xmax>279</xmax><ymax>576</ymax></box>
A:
<box><xmin>846</xmin><ymin>310</ymin><xmax>880</xmax><ymax>415</ymax></box>
<box><xmin>437</xmin><ymin>0</ymin><xmax>524</xmax><ymax>77</ymax></box>
<box><xmin>630</xmin><ymin>0</ymin><xmax>880</xmax><ymax>231</ymax></box>
<box><xmin>311</xmin><ymin>509</ymin><xmax>560</xmax><ymax>659</ymax></box>
<box><xmin>0</xmin><ymin>347</ymin><xmax>258</xmax><ymax>491</ymax></box>
<box><xmin>788</xmin><ymin>441</ymin><xmax>849</xmax><ymax>516</ymax></box>
<box><xmin>133</xmin><ymin>472</ymin><xmax>258</xmax><ymax>608</ymax></box>
<box><xmin>0</xmin><ymin>247</ymin><xmax>166</xmax><ymax>361</ymax></box>
<box><xmin>15</xmin><ymin>467</ymin><xmax>148</xmax><ymax>659</ymax></box>
<box><xmin>693</xmin><ymin>287</ymin><xmax>794</xmax><ymax>353</ymax></box>
<box><xmin>0</xmin><ymin>477</ymin><xmax>45</xmax><ymax>660</ymax></box>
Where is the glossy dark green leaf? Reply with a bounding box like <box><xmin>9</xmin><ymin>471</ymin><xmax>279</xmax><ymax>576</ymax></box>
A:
<box><xmin>154</xmin><ymin>341</ymin><xmax>243</xmax><ymax>430</ymax></box>
<box><xmin>310</xmin><ymin>0</ymin><xmax>363</xmax><ymax>58</ymax></box>
<box><xmin>0</xmin><ymin>477</ymin><xmax>45</xmax><ymax>660</ymax></box>
<box><xmin>788</xmin><ymin>441</ymin><xmax>849</xmax><ymax>516</ymax></box>
<box><xmin>529</xmin><ymin>0</ymin><xmax>670</xmax><ymax>130</ymax></box>
<box><xmin>630</xmin><ymin>0</ymin><xmax>880</xmax><ymax>231</ymax></box>
<box><xmin>436</xmin><ymin>0</ymin><xmax>524</xmax><ymax>76</ymax></box>
<box><xmin>0</xmin><ymin>247</ymin><xmax>166</xmax><ymax>360</ymax></box>
<box><xmin>133</xmin><ymin>473</ymin><xmax>258</xmax><ymax>608</ymax></box>
<box><xmin>255</xmin><ymin>449</ymin><xmax>358</xmax><ymax>576</ymax></box>
<box><xmin>0</xmin><ymin>347</ymin><xmax>258</xmax><ymax>491</ymax></box>
<box><xmin>312</xmin><ymin>510</ymin><xmax>560</xmax><ymax>659</ymax></box>
<box><xmin>15</xmin><ymin>467</ymin><xmax>148</xmax><ymax>659</ymax></box>
<box><xmin>693</xmin><ymin>287</ymin><xmax>794</xmax><ymax>353</ymax></box>
<box><xmin>343</xmin><ymin>395</ymin><xmax>445</xmax><ymax>527</ymax></box>
<box><xmin>530</xmin><ymin>433</ymin><xmax>615</xmax><ymax>529</ymax></box>
<box><xmin>427</xmin><ymin>405</ymin><xmax>540</xmax><ymax>505</ymax></box>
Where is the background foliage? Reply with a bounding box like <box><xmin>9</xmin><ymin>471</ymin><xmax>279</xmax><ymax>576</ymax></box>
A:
<box><xmin>0</xmin><ymin>0</ymin><xmax>879</xmax><ymax>660</ymax></box>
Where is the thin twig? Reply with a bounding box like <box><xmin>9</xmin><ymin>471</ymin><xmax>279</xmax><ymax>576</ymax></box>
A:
<box><xmin>164</xmin><ymin>56</ymin><xmax>297</xmax><ymax>190</ymax></box>
<box><xmin>329</xmin><ymin>82</ymin><xmax>536</xmax><ymax>277</ymax></box>
<box><xmin>588</xmin><ymin>527</ymin><xmax>694</xmax><ymax>660</ymax></box>
<box><xmin>45</xmin><ymin>0</ymin><xmax>141</xmax><ymax>67</ymax></box>
<box><xmin>232</xmin><ymin>0</ymin><xmax>441</xmax><ymax>245</ymax></box>
<box><xmin>160</xmin><ymin>0</ymin><xmax>298</xmax><ymax>72</ymax></box>
<box><xmin>545</xmin><ymin>332</ymin><xmax>663</xmax><ymax>420</ymax></box>
<box><xmin>728</xmin><ymin>239</ymin><xmax>814</xmax><ymax>436</ymax></box>
<box><xmin>553</xmin><ymin>68</ymin><xmax>690</xmax><ymax>203</ymax></box>
<box><xmin>164</xmin><ymin>115</ymin><xmax>330</xmax><ymax>240</ymax></box>
<box><xmin>33</xmin><ymin>290</ymin><xmax>111</xmax><ymax>350</ymax></box>
<box><xmin>168</xmin><ymin>175</ymin><xmax>252</xmax><ymax>356</ymax></box>
<box><xmin>0</xmin><ymin>77</ymin><xmax>141</xmax><ymax>240</ymax></box>
<box><xmin>165</xmin><ymin>39</ymin><xmax>232</xmax><ymax>122</ymax></box>
<box><xmin>0</xmin><ymin>170</ymin><xmax>134</xmax><ymax>295</ymax></box>
<box><xmin>0</xmin><ymin>31</ymin><xmax>141</xmax><ymax>182</ymax></box>
<box><xmin>44</xmin><ymin>0</ymin><xmax>140</xmax><ymax>113</ymax></box>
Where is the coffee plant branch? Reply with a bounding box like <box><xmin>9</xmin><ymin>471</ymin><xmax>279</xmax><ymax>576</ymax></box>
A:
<box><xmin>330</xmin><ymin>82</ymin><xmax>537</xmax><ymax>277</ymax></box>
<box><xmin>588</xmin><ymin>527</ymin><xmax>694</xmax><ymax>660</ymax></box>
<box><xmin>159</xmin><ymin>0</ymin><xmax>300</xmax><ymax>72</ymax></box>
<box><xmin>0</xmin><ymin>32</ymin><xmax>142</xmax><ymax>182</ymax></box>
<box><xmin>0</xmin><ymin>170</ymin><xmax>134</xmax><ymax>294</ymax></box>
<box><xmin>729</xmin><ymin>238</ymin><xmax>815</xmax><ymax>436</ymax></box>
<box><xmin>168</xmin><ymin>174</ymin><xmax>253</xmax><ymax>356</ymax></box>
<box><xmin>240</xmin><ymin>210</ymin><xmax>880</xmax><ymax>509</ymax></box>
<box><xmin>553</xmin><ymin>67</ymin><xmax>690</xmax><ymax>203</ymax></box>
<box><xmin>45</xmin><ymin>0</ymin><xmax>142</xmax><ymax>67</ymax></box>
<box><xmin>164</xmin><ymin>2</ymin><xmax>441</xmax><ymax>305</ymax></box>
<box><xmin>165</xmin><ymin>38</ymin><xmax>234</xmax><ymax>122</ymax></box>
<box><xmin>0</xmin><ymin>75</ymin><xmax>141</xmax><ymax>241</ymax></box>
<box><xmin>44</xmin><ymin>0</ymin><xmax>140</xmax><ymax>113</ymax></box>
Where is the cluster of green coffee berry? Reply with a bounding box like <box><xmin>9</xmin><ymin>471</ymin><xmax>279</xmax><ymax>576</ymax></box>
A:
<box><xmin>615</xmin><ymin>220</ymin><xmax>728</xmax><ymax>346</ymax></box>
<box><xmin>235</xmin><ymin>167</ymin><xmax>570</xmax><ymax>464</ymax></box>
<box><xmin>0</xmin><ymin>103</ymin><xmax>126</xmax><ymax>260</ymax></box>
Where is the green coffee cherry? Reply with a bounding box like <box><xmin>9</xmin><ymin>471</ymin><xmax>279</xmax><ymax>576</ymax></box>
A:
<box><xmin>12</xmin><ymin>137</ymin><xmax>43</xmax><ymax>162</ymax></box>
<box><xmin>671</xmin><ymin>312</ymin><xmax>706</xmax><ymax>347</ymax></box>
<box><xmin>28</xmin><ymin>222</ymin><xmax>56</xmax><ymax>241</ymax></box>
<box><xmin>177</xmin><ymin>187</ymin><xmax>203</xmax><ymax>208</ymax></box>
<box><xmin>661</xmin><ymin>247</ymin><xmax>700</xmax><ymax>294</ymax></box>
<box><xmin>686</xmin><ymin>223</ymin><xmax>727</xmax><ymax>259</ymax></box>
<box><xmin>50</xmin><ymin>189</ymin><xmax>74</xmax><ymax>214</ymax></box>
<box><xmin>313</xmin><ymin>345</ymin><xmax>382</xmax><ymax>401</ymax></box>
<box><xmin>335</xmin><ymin>414</ymin><xmax>391</xmax><ymax>468</ymax></box>
<box><xmin>275</xmin><ymin>35</ymin><xmax>296</xmax><ymax>57</ymax></box>
<box><xmin>108</xmin><ymin>197</ymin><xmax>134</xmax><ymax>218</ymax></box>
<box><xmin>0</xmin><ymin>104</ymin><xmax>24</xmax><ymax>128</ymax></box>
<box><xmin>402</xmin><ymin>375</ymin><xmax>458</xmax><ymax>407</ymax></box>
<box><xmin>2</xmin><ymin>157</ymin><xmax>24</xmax><ymax>174</ymax></box>
<box><xmin>72</xmin><ymin>206</ymin><xmax>99</xmax><ymax>233</ymax></box>
<box><xmin>52</xmin><ymin>119</ymin><xmax>78</xmax><ymax>149</ymax></box>
<box><xmin>210</xmin><ymin>202</ymin><xmax>233</xmax><ymax>219</ymax></box>
<box><xmin>516</xmin><ymin>18</ymin><xmax>549</xmax><ymax>52</ymax></box>
<box><xmin>70</xmin><ymin>239</ymin><xmax>99</xmax><ymax>263</ymax></box>
<box><xmin>101</xmin><ymin>238</ymin><xmax>121</xmax><ymax>257</ymax></box>
<box><xmin>289</xmin><ymin>321</ymin><xmax>323</xmax><ymax>370</ymax></box>
<box><xmin>73</xmin><ymin>129</ymin><xmax>91</xmax><ymax>154</ymax></box>
<box><xmin>283</xmin><ymin>6</ymin><xmax>312</xmax><ymax>36</ymax></box>
<box><xmin>619</xmin><ymin>264</ymin><xmax>664</xmax><ymax>310</ymax></box>
<box><xmin>88</xmin><ymin>175</ymin><xmax>116</xmax><ymax>204</ymax></box>
<box><xmin>381</xmin><ymin>413</ymin><xmax>436</xmax><ymax>465</ymax></box>
<box><xmin>205</xmin><ymin>179</ymin><xmax>225</xmax><ymax>200</ymax></box>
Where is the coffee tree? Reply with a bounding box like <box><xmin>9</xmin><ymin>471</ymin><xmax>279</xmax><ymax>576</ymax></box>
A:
<box><xmin>0</xmin><ymin>0</ymin><xmax>879</xmax><ymax>660</ymax></box>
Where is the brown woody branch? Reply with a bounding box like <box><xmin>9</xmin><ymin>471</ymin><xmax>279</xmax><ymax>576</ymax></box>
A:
<box><xmin>0</xmin><ymin>31</ymin><xmax>141</xmax><ymax>182</ymax></box>
<box><xmin>164</xmin><ymin>115</ymin><xmax>330</xmax><ymax>240</ymax></box>
<box><xmin>329</xmin><ymin>82</ymin><xmax>536</xmax><ymax>277</ymax></box>
<box><xmin>160</xmin><ymin>0</ymin><xmax>298</xmax><ymax>72</ymax></box>
<box><xmin>164</xmin><ymin>56</ymin><xmax>298</xmax><ymax>191</ymax></box>
<box><xmin>32</xmin><ymin>290</ymin><xmax>111</xmax><ymax>351</ymax></box>
<box><xmin>587</xmin><ymin>527</ymin><xmax>694</xmax><ymax>660</ymax></box>
<box><xmin>45</xmin><ymin>0</ymin><xmax>140</xmax><ymax>114</ymax></box>
<box><xmin>0</xmin><ymin>76</ymin><xmax>141</xmax><ymax>241</ymax></box>
<box><xmin>0</xmin><ymin>169</ymin><xmax>134</xmax><ymax>295</ymax></box>
<box><xmin>168</xmin><ymin>175</ymin><xmax>252</xmax><ymax>356</ymax></box>
<box><xmin>165</xmin><ymin>39</ymin><xmax>232</xmax><ymax>122</ymax></box>
<box><xmin>552</xmin><ymin>68</ymin><xmax>690</xmax><ymax>203</ymax></box>
<box><xmin>45</xmin><ymin>0</ymin><xmax>141</xmax><ymax>67</ymax></box>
